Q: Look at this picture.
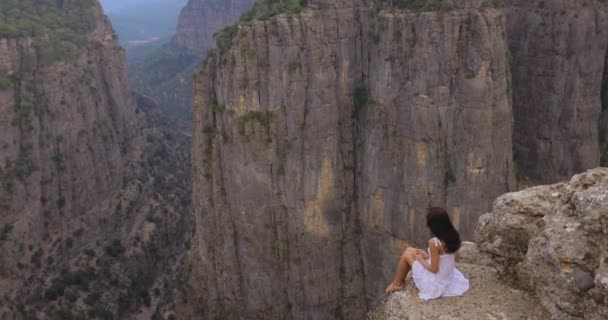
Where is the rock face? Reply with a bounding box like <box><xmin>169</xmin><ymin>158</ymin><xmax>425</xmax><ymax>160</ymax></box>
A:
<box><xmin>129</xmin><ymin>0</ymin><xmax>256</xmax><ymax>119</ymax></box>
<box><xmin>601</xmin><ymin>49</ymin><xmax>608</xmax><ymax>166</ymax></box>
<box><xmin>186</xmin><ymin>0</ymin><xmax>514</xmax><ymax>318</ymax></box>
<box><xmin>0</xmin><ymin>4</ymin><xmax>137</xmax><ymax>225</ymax></box>
<box><xmin>476</xmin><ymin>168</ymin><xmax>608</xmax><ymax>319</ymax></box>
<box><xmin>0</xmin><ymin>2</ymin><xmax>192</xmax><ymax>319</ymax></box>
<box><xmin>371</xmin><ymin>263</ymin><xmax>548</xmax><ymax>320</ymax></box>
<box><xmin>505</xmin><ymin>0</ymin><xmax>608</xmax><ymax>183</ymax></box>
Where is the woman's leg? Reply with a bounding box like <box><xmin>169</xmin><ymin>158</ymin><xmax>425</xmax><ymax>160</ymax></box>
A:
<box><xmin>386</xmin><ymin>247</ymin><xmax>417</xmax><ymax>293</ymax></box>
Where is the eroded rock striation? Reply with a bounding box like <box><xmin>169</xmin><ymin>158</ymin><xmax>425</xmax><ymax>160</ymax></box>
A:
<box><xmin>186</xmin><ymin>0</ymin><xmax>514</xmax><ymax>318</ymax></box>
<box><xmin>506</xmin><ymin>0</ymin><xmax>608</xmax><ymax>183</ymax></box>
<box><xmin>477</xmin><ymin>168</ymin><xmax>608</xmax><ymax>319</ymax></box>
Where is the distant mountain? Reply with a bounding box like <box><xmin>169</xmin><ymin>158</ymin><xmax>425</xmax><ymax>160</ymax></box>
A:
<box><xmin>129</xmin><ymin>0</ymin><xmax>256</xmax><ymax>119</ymax></box>
<box><xmin>100</xmin><ymin>0</ymin><xmax>186</xmax><ymax>13</ymax></box>
<box><xmin>100</xmin><ymin>0</ymin><xmax>147</xmax><ymax>13</ymax></box>
<box><xmin>100</xmin><ymin>0</ymin><xmax>188</xmax><ymax>62</ymax></box>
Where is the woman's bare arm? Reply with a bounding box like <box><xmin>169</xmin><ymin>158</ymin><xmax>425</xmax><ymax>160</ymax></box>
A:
<box><xmin>415</xmin><ymin>240</ymin><xmax>440</xmax><ymax>273</ymax></box>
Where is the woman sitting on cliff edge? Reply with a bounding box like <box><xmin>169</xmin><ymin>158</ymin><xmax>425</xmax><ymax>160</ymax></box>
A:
<box><xmin>386</xmin><ymin>207</ymin><xmax>469</xmax><ymax>301</ymax></box>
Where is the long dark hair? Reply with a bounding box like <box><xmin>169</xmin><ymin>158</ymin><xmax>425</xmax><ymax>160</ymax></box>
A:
<box><xmin>426</xmin><ymin>207</ymin><xmax>461</xmax><ymax>253</ymax></box>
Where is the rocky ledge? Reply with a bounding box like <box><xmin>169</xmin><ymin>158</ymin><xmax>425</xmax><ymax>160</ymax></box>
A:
<box><xmin>374</xmin><ymin>168</ymin><xmax>608</xmax><ymax>319</ymax></box>
<box><xmin>371</xmin><ymin>247</ymin><xmax>548</xmax><ymax>320</ymax></box>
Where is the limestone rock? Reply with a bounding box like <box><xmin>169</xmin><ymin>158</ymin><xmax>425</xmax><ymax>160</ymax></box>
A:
<box><xmin>457</xmin><ymin>241</ymin><xmax>494</xmax><ymax>267</ymax></box>
<box><xmin>475</xmin><ymin>181</ymin><xmax>566</xmax><ymax>272</ymax></box>
<box><xmin>476</xmin><ymin>168</ymin><xmax>608</xmax><ymax>319</ymax></box>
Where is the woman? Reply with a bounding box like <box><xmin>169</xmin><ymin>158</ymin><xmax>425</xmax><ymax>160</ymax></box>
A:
<box><xmin>386</xmin><ymin>207</ymin><xmax>469</xmax><ymax>301</ymax></box>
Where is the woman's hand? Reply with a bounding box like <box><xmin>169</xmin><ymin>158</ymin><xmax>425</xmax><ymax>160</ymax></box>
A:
<box><xmin>416</xmin><ymin>249</ymin><xmax>429</xmax><ymax>260</ymax></box>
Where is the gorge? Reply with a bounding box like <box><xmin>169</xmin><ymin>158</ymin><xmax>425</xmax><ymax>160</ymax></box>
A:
<box><xmin>1</xmin><ymin>0</ymin><xmax>607</xmax><ymax>319</ymax></box>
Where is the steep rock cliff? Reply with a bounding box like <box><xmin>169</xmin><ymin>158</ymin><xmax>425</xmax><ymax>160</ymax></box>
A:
<box><xmin>186</xmin><ymin>0</ymin><xmax>513</xmax><ymax>318</ymax></box>
<box><xmin>0</xmin><ymin>1</ymin><xmax>136</xmax><ymax>223</ymax></box>
<box><xmin>506</xmin><ymin>0</ymin><xmax>608</xmax><ymax>183</ymax></box>
<box><xmin>129</xmin><ymin>0</ymin><xmax>256</xmax><ymax>119</ymax></box>
<box><xmin>0</xmin><ymin>2</ymin><xmax>192</xmax><ymax>319</ymax></box>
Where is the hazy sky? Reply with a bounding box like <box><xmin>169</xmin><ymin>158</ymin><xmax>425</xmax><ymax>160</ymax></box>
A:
<box><xmin>99</xmin><ymin>0</ymin><xmax>188</xmax><ymax>14</ymax></box>
<box><xmin>99</xmin><ymin>0</ymin><xmax>190</xmax><ymax>61</ymax></box>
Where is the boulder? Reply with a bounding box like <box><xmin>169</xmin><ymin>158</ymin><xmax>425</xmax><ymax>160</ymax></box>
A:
<box><xmin>476</xmin><ymin>168</ymin><xmax>608</xmax><ymax>319</ymax></box>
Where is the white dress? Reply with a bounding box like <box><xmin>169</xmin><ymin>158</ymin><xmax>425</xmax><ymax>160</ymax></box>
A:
<box><xmin>411</xmin><ymin>238</ymin><xmax>470</xmax><ymax>301</ymax></box>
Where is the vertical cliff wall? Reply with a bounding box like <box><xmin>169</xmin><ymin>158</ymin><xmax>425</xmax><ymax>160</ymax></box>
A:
<box><xmin>0</xmin><ymin>1</ymin><xmax>136</xmax><ymax>263</ymax></box>
<box><xmin>0</xmin><ymin>2</ymin><xmax>192</xmax><ymax>319</ymax></box>
<box><xmin>506</xmin><ymin>0</ymin><xmax>608</xmax><ymax>183</ymax></box>
<box><xmin>129</xmin><ymin>0</ymin><xmax>257</xmax><ymax>118</ymax></box>
<box><xmin>186</xmin><ymin>0</ymin><xmax>513</xmax><ymax>318</ymax></box>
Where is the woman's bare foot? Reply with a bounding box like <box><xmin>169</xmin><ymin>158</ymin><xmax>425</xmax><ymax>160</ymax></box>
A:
<box><xmin>385</xmin><ymin>281</ymin><xmax>406</xmax><ymax>294</ymax></box>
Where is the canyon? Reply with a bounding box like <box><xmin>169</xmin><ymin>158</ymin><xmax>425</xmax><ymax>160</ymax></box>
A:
<box><xmin>1</xmin><ymin>0</ymin><xmax>608</xmax><ymax>319</ymax></box>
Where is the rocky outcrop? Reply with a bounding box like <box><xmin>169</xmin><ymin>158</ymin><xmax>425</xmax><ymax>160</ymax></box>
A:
<box><xmin>476</xmin><ymin>168</ymin><xmax>608</xmax><ymax>319</ymax></box>
<box><xmin>129</xmin><ymin>0</ymin><xmax>256</xmax><ymax>119</ymax></box>
<box><xmin>0</xmin><ymin>2</ymin><xmax>192</xmax><ymax>319</ymax></box>
<box><xmin>186</xmin><ymin>0</ymin><xmax>514</xmax><ymax>318</ymax></box>
<box><xmin>505</xmin><ymin>0</ymin><xmax>608</xmax><ymax>183</ymax></box>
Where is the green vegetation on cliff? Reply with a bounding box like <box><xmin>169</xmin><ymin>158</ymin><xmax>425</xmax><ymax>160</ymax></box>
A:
<box><xmin>0</xmin><ymin>0</ymin><xmax>97</xmax><ymax>38</ymax></box>
<box><xmin>210</xmin><ymin>0</ymin><xmax>473</xmax><ymax>60</ymax></box>
<box><xmin>212</xmin><ymin>0</ymin><xmax>307</xmax><ymax>55</ymax></box>
<box><xmin>240</xmin><ymin>0</ymin><xmax>307</xmax><ymax>22</ymax></box>
<box><xmin>377</xmin><ymin>0</ymin><xmax>452</xmax><ymax>10</ymax></box>
<box><xmin>0</xmin><ymin>0</ymin><xmax>98</xmax><ymax>63</ymax></box>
